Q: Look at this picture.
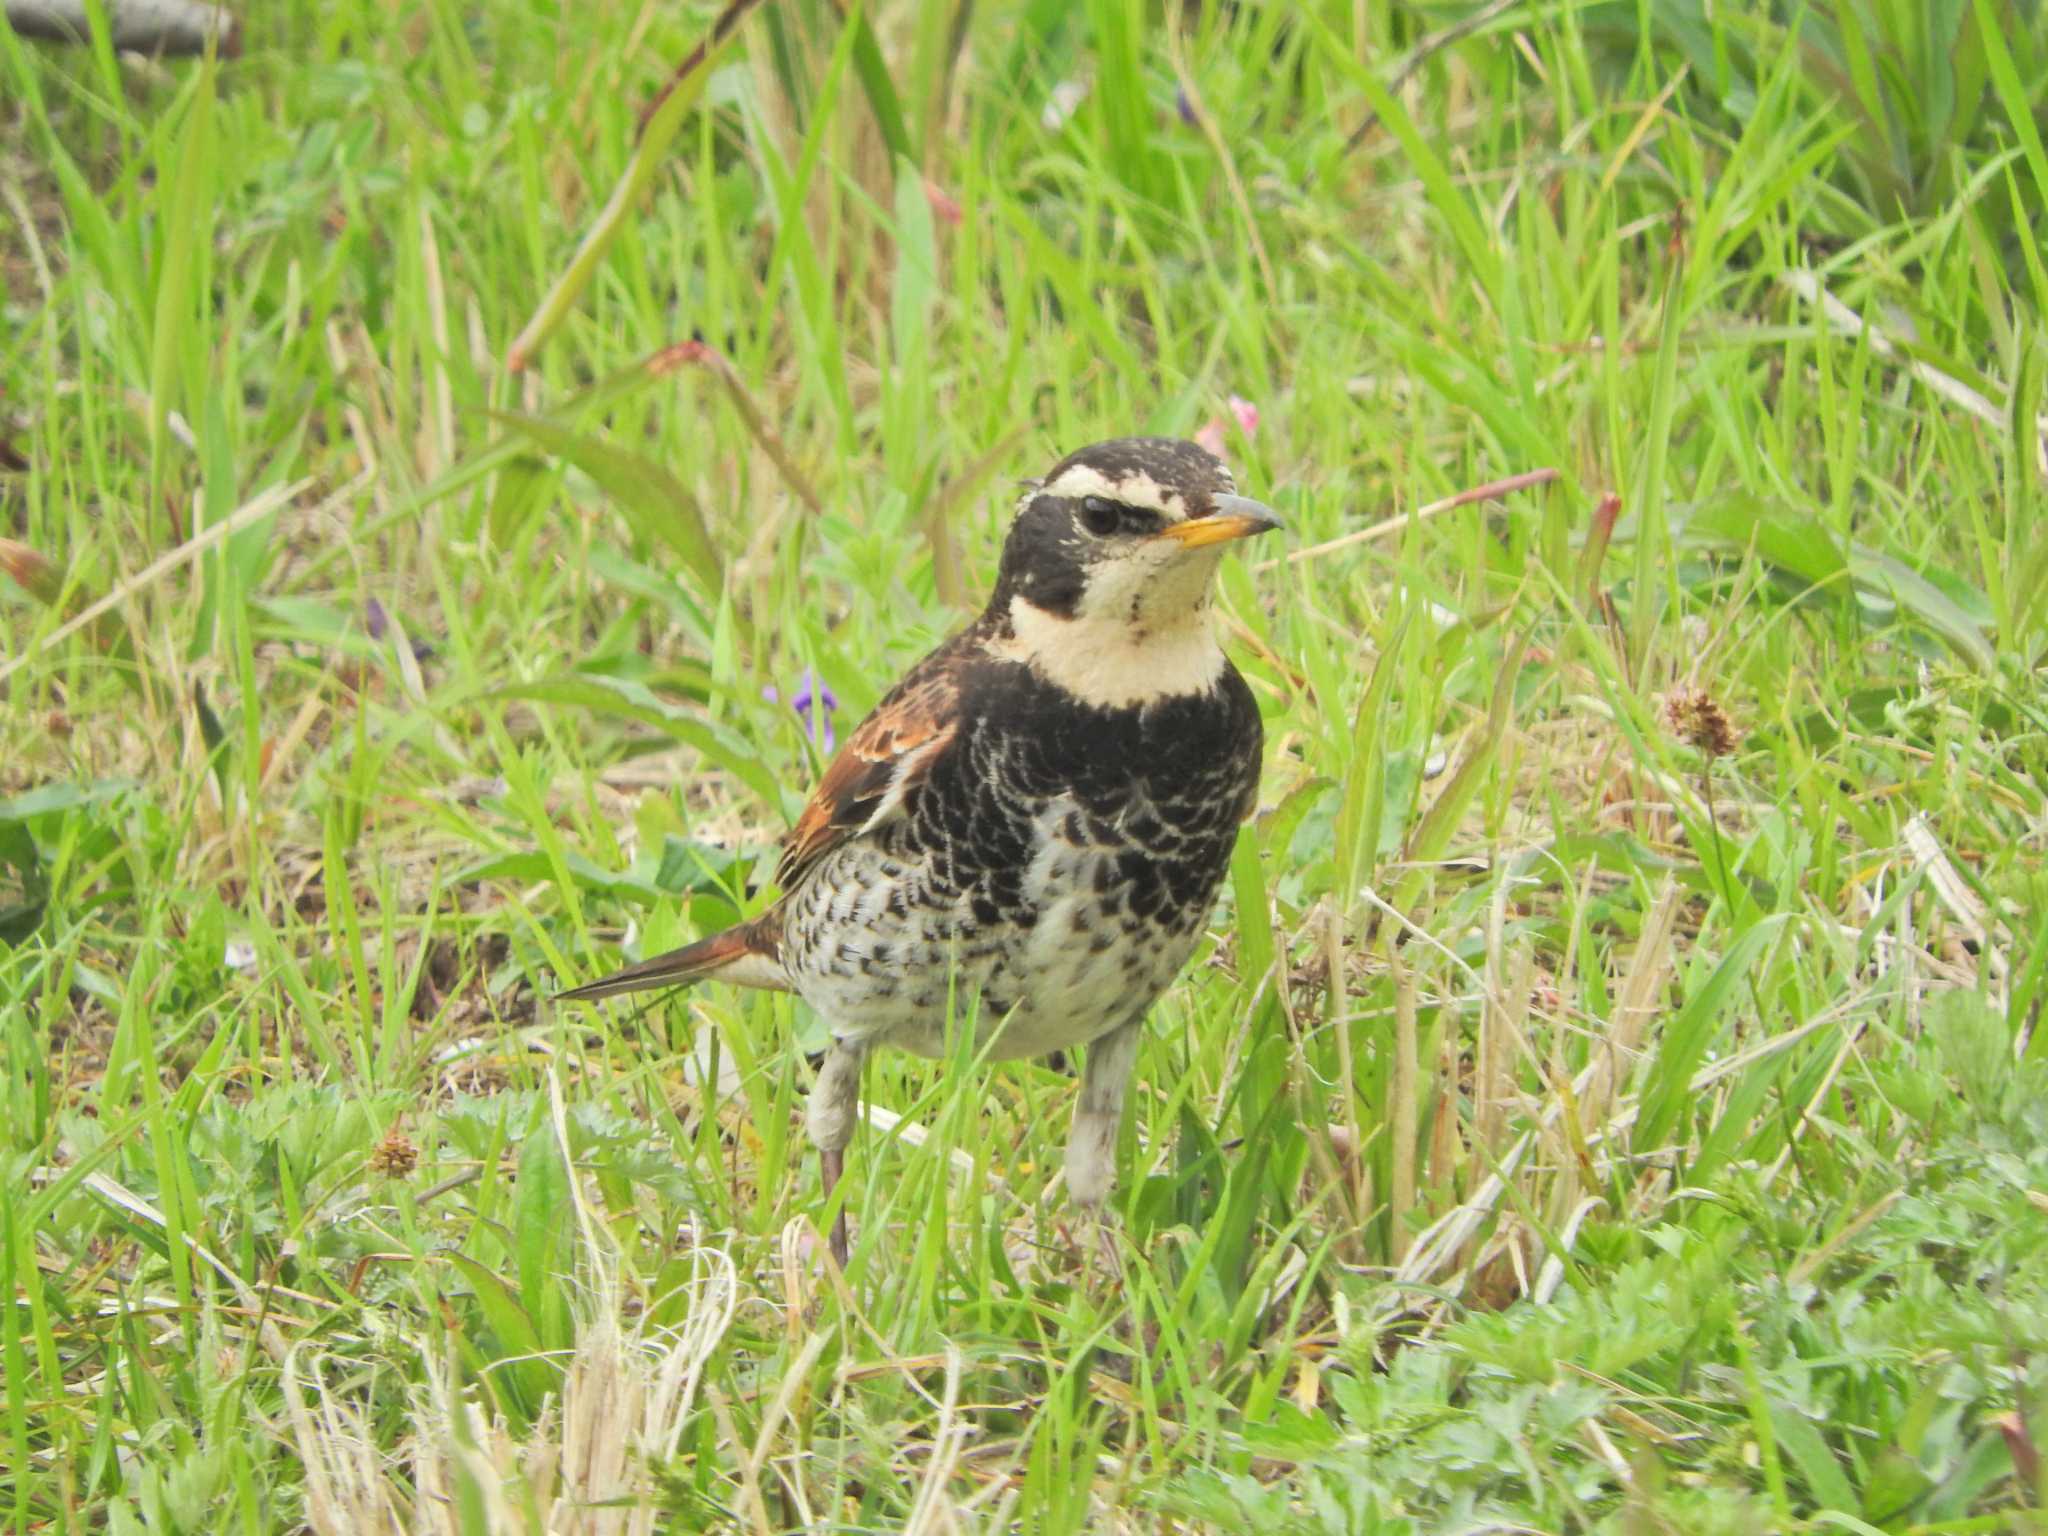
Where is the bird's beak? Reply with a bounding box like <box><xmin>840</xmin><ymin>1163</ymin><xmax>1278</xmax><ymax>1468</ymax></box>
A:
<box><xmin>1155</xmin><ymin>494</ymin><xmax>1286</xmax><ymax>550</ymax></box>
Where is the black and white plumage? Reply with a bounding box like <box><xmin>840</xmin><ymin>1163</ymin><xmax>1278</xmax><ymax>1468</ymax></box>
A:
<box><xmin>561</xmin><ymin>437</ymin><xmax>1280</xmax><ymax>1261</ymax></box>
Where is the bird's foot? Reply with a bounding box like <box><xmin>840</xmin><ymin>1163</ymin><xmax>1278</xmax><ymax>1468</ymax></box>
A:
<box><xmin>1052</xmin><ymin>1203</ymin><xmax>1123</xmax><ymax>1290</ymax></box>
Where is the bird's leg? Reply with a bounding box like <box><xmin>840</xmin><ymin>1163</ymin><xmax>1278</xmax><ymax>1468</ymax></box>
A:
<box><xmin>1064</xmin><ymin>1020</ymin><xmax>1142</xmax><ymax>1284</ymax></box>
<box><xmin>818</xmin><ymin>1146</ymin><xmax>846</xmax><ymax>1264</ymax></box>
<box><xmin>808</xmin><ymin>1037</ymin><xmax>867</xmax><ymax>1267</ymax></box>
<box><xmin>1066</xmin><ymin>1019</ymin><xmax>1142</xmax><ymax>1207</ymax></box>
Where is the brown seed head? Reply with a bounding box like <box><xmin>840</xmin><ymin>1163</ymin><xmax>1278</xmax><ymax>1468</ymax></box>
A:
<box><xmin>369</xmin><ymin>1128</ymin><xmax>419</xmax><ymax>1179</ymax></box>
<box><xmin>1664</xmin><ymin>684</ymin><xmax>1739</xmax><ymax>759</ymax></box>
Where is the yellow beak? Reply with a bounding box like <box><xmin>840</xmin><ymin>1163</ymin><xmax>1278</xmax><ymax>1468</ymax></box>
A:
<box><xmin>1154</xmin><ymin>494</ymin><xmax>1285</xmax><ymax>550</ymax></box>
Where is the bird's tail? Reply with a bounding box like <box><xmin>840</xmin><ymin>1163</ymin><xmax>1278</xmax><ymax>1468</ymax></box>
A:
<box><xmin>556</xmin><ymin>916</ymin><xmax>788</xmax><ymax>1002</ymax></box>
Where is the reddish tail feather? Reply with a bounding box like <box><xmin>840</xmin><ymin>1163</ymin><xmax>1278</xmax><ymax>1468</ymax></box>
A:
<box><xmin>556</xmin><ymin>916</ymin><xmax>787</xmax><ymax>1001</ymax></box>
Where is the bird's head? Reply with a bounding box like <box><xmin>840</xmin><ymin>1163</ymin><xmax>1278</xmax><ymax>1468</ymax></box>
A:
<box><xmin>985</xmin><ymin>437</ymin><xmax>1282</xmax><ymax>707</ymax></box>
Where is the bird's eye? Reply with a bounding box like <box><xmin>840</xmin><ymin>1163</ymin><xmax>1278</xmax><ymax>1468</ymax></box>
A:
<box><xmin>1079</xmin><ymin>496</ymin><xmax>1123</xmax><ymax>537</ymax></box>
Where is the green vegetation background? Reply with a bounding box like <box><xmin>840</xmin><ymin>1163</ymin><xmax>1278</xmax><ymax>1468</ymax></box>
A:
<box><xmin>5</xmin><ymin>1</ymin><xmax>2048</xmax><ymax>1529</ymax></box>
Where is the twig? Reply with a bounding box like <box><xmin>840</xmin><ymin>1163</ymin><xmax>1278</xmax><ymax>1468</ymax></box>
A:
<box><xmin>660</xmin><ymin>340</ymin><xmax>824</xmax><ymax>516</ymax></box>
<box><xmin>0</xmin><ymin>474</ymin><xmax>372</xmax><ymax>689</ymax></box>
<box><xmin>508</xmin><ymin>0</ymin><xmax>763</xmax><ymax>371</ymax></box>
<box><xmin>1255</xmin><ymin>467</ymin><xmax>1559</xmax><ymax>573</ymax></box>
<box><xmin>635</xmin><ymin>0</ymin><xmax>767</xmax><ymax>138</ymax></box>
<box><xmin>1344</xmin><ymin>0</ymin><xmax>1519</xmax><ymax>152</ymax></box>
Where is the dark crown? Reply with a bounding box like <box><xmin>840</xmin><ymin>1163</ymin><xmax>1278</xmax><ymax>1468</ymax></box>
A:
<box><xmin>1040</xmin><ymin>437</ymin><xmax>1237</xmax><ymax>502</ymax></box>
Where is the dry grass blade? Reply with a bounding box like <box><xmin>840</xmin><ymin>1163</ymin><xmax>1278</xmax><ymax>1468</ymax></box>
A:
<box><xmin>1786</xmin><ymin>1190</ymin><xmax>1903</xmax><ymax>1286</ymax></box>
<box><xmin>76</xmin><ymin>1170</ymin><xmax>292</xmax><ymax>1361</ymax></box>
<box><xmin>746</xmin><ymin>1329</ymin><xmax>829</xmax><ymax>1497</ymax></box>
<box><xmin>633</xmin><ymin>0</ymin><xmax>769</xmax><ymax>137</ymax></box>
<box><xmin>1476</xmin><ymin>883</ymin><xmax>1534</xmax><ymax>1161</ymax></box>
<box><xmin>1388</xmin><ymin>1003</ymin><xmax>1850</xmax><ymax>1312</ymax></box>
<box><xmin>1582</xmin><ymin>880</ymin><xmax>1682</xmax><ymax>1125</ymax></box>
<box><xmin>283</xmin><ymin>1353</ymin><xmax>409</xmax><ymax>1535</ymax></box>
<box><xmin>902</xmin><ymin>1344</ymin><xmax>969</xmax><ymax>1536</ymax></box>
<box><xmin>0</xmin><ymin>474</ymin><xmax>366</xmax><ymax>689</ymax></box>
<box><xmin>284</xmin><ymin>1180</ymin><xmax>738</xmax><ymax>1536</ymax></box>
<box><xmin>1391</xmin><ymin>1124</ymin><xmax>1539</xmax><ymax>1305</ymax></box>
<box><xmin>1595</xmin><ymin>67</ymin><xmax>1691</xmax><ymax>198</ymax></box>
<box><xmin>921</xmin><ymin>425</ymin><xmax>1032</xmax><ymax>609</ymax></box>
<box><xmin>1532</xmin><ymin>1195</ymin><xmax>1607</xmax><ymax>1305</ymax></box>
<box><xmin>1343</xmin><ymin>0</ymin><xmax>1521</xmax><ymax>150</ymax></box>
<box><xmin>706</xmin><ymin>1384</ymin><xmax>774</xmax><ymax>1536</ymax></box>
<box><xmin>1259</xmin><ymin>468</ymin><xmax>1559</xmax><ymax>572</ymax></box>
<box><xmin>1783</xmin><ymin>271</ymin><xmax>2048</xmax><ymax>474</ymax></box>
<box><xmin>1901</xmin><ymin>810</ymin><xmax>2013</xmax><ymax>995</ymax></box>
<box><xmin>1166</xmin><ymin>17</ymin><xmax>1274</xmax><ymax>299</ymax></box>
<box><xmin>1387</xmin><ymin>627</ymin><xmax>1530</xmax><ymax>915</ymax></box>
<box><xmin>1389</xmin><ymin>948</ymin><xmax>1420</xmax><ymax>1263</ymax></box>
<box><xmin>417</xmin><ymin>1248</ymin><xmax>737</xmax><ymax>1535</ymax></box>
<box><xmin>665</xmin><ymin>339</ymin><xmax>824</xmax><ymax>517</ymax></box>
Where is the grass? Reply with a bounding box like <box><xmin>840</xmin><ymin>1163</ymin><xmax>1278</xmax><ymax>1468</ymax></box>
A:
<box><xmin>4</xmin><ymin>0</ymin><xmax>2048</xmax><ymax>1529</ymax></box>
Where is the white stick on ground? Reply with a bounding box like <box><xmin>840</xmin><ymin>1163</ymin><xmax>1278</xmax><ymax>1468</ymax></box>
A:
<box><xmin>1784</xmin><ymin>270</ymin><xmax>2048</xmax><ymax>476</ymax></box>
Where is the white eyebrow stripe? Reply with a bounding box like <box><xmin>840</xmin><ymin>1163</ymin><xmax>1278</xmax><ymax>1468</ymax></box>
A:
<box><xmin>1042</xmin><ymin>464</ymin><xmax>1188</xmax><ymax>521</ymax></box>
<box><xmin>1043</xmin><ymin>464</ymin><xmax>1120</xmax><ymax>500</ymax></box>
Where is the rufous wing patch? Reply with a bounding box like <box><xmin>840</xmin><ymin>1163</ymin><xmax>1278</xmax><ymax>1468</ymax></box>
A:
<box><xmin>773</xmin><ymin>656</ymin><xmax>962</xmax><ymax>891</ymax></box>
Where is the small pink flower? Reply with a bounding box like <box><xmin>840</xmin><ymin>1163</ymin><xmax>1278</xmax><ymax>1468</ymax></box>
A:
<box><xmin>1195</xmin><ymin>394</ymin><xmax>1260</xmax><ymax>458</ymax></box>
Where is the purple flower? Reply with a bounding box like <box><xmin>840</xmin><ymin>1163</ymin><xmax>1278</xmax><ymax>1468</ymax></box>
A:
<box><xmin>1175</xmin><ymin>84</ymin><xmax>1199</xmax><ymax>128</ymax></box>
<box><xmin>764</xmin><ymin>667</ymin><xmax>839</xmax><ymax>752</ymax></box>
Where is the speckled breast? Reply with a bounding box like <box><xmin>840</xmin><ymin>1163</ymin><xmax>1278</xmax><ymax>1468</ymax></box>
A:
<box><xmin>780</xmin><ymin>658</ymin><xmax>1262</xmax><ymax>1060</ymax></box>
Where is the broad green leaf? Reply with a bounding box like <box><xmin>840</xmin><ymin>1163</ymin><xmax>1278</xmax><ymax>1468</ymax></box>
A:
<box><xmin>444</xmin><ymin>1252</ymin><xmax>542</xmax><ymax>1361</ymax></box>
<box><xmin>891</xmin><ymin>158</ymin><xmax>938</xmax><ymax>368</ymax></box>
<box><xmin>0</xmin><ymin>779</ymin><xmax>137</xmax><ymax>823</ymax></box>
<box><xmin>512</xmin><ymin>1129</ymin><xmax>570</xmax><ymax>1321</ymax></box>
<box><xmin>486</xmin><ymin>410</ymin><xmax>721</xmax><ymax>596</ymax></box>
<box><xmin>1769</xmin><ymin>1403</ymin><xmax>1858</xmax><ymax>1513</ymax></box>
<box><xmin>848</xmin><ymin>7</ymin><xmax>912</xmax><ymax>162</ymax></box>
<box><xmin>1682</xmin><ymin>498</ymin><xmax>1849</xmax><ymax>594</ymax></box>
<box><xmin>1636</xmin><ymin>913</ymin><xmax>1797</xmax><ymax>1155</ymax></box>
<box><xmin>1849</xmin><ymin>546</ymin><xmax>1997</xmax><ymax>671</ymax></box>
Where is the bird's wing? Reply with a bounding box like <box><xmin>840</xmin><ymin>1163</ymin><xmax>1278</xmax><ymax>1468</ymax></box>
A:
<box><xmin>773</xmin><ymin>647</ymin><xmax>964</xmax><ymax>892</ymax></box>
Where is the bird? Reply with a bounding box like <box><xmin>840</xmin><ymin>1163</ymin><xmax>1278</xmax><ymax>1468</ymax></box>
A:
<box><xmin>559</xmin><ymin>437</ymin><xmax>1280</xmax><ymax>1265</ymax></box>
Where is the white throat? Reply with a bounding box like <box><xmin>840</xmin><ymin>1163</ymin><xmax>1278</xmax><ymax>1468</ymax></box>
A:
<box><xmin>990</xmin><ymin>593</ymin><xmax>1226</xmax><ymax>708</ymax></box>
